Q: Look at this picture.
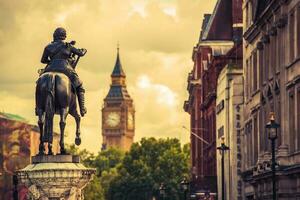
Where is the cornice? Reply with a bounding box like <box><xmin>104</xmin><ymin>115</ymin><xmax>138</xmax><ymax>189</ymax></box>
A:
<box><xmin>243</xmin><ymin>0</ymin><xmax>283</xmax><ymax>43</ymax></box>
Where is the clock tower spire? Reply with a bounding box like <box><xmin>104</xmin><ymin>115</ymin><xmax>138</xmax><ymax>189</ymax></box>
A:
<box><xmin>101</xmin><ymin>46</ymin><xmax>135</xmax><ymax>151</ymax></box>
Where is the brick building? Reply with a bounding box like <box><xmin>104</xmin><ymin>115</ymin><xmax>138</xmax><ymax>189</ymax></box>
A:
<box><xmin>242</xmin><ymin>0</ymin><xmax>300</xmax><ymax>199</ymax></box>
<box><xmin>0</xmin><ymin>112</ymin><xmax>59</xmax><ymax>200</ymax></box>
<box><xmin>184</xmin><ymin>0</ymin><xmax>242</xmax><ymax>198</ymax></box>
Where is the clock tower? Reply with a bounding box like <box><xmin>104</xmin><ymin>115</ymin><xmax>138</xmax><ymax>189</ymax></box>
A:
<box><xmin>101</xmin><ymin>47</ymin><xmax>135</xmax><ymax>151</ymax></box>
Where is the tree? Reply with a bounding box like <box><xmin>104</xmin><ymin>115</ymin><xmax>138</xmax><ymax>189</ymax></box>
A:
<box><xmin>108</xmin><ymin>138</ymin><xmax>190</xmax><ymax>200</ymax></box>
<box><xmin>83</xmin><ymin>176</ymin><xmax>104</xmax><ymax>200</ymax></box>
<box><xmin>66</xmin><ymin>144</ymin><xmax>95</xmax><ymax>166</ymax></box>
<box><xmin>92</xmin><ymin>148</ymin><xmax>125</xmax><ymax>176</ymax></box>
<box><xmin>66</xmin><ymin>145</ymin><xmax>124</xmax><ymax>200</ymax></box>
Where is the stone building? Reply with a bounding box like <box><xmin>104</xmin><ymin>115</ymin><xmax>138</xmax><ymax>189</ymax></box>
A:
<box><xmin>216</xmin><ymin>44</ymin><xmax>244</xmax><ymax>200</ymax></box>
<box><xmin>242</xmin><ymin>0</ymin><xmax>300</xmax><ymax>199</ymax></box>
<box><xmin>102</xmin><ymin>48</ymin><xmax>135</xmax><ymax>151</ymax></box>
<box><xmin>184</xmin><ymin>0</ymin><xmax>242</xmax><ymax>198</ymax></box>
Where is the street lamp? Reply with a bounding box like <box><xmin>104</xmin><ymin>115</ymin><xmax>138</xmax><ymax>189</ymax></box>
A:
<box><xmin>159</xmin><ymin>183</ymin><xmax>166</xmax><ymax>200</ymax></box>
<box><xmin>13</xmin><ymin>174</ymin><xmax>18</xmax><ymax>200</ymax></box>
<box><xmin>180</xmin><ymin>177</ymin><xmax>189</xmax><ymax>200</ymax></box>
<box><xmin>217</xmin><ymin>137</ymin><xmax>229</xmax><ymax>200</ymax></box>
<box><xmin>266</xmin><ymin>112</ymin><xmax>280</xmax><ymax>200</ymax></box>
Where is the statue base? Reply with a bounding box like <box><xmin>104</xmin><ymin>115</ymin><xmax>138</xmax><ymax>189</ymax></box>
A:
<box><xmin>17</xmin><ymin>155</ymin><xmax>95</xmax><ymax>200</ymax></box>
<box><xmin>32</xmin><ymin>154</ymin><xmax>80</xmax><ymax>164</ymax></box>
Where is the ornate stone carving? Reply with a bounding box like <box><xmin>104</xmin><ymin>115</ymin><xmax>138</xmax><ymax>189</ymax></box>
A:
<box><xmin>17</xmin><ymin>155</ymin><xmax>95</xmax><ymax>200</ymax></box>
<box><xmin>276</xmin><ymin>15</ymin><xmax>288</xmax><ymax>29</ymax></box>
<box><xmin>269</xmin><ymin>26</ymin><xmax>277</xmax><ymax>36</ymax></box>
<box><xmin>261</xmin><ymin>34</ymin><xmax>270</xmax><ymax>44</ymax></box>
<box><xmin>28</xmin><ymin>185</ymin><xmax>41</xmax><ymax>200</ymax></box>
<box><xmin>256</xmin><ymin>41</ymin><xmax>264</xmax><ymax>50</ymax></box>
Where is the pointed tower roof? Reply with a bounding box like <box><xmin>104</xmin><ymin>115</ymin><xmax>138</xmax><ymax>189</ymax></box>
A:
<box><xmin>105</xmin><ymin>45</ymin><xmax>132</xmax><ymax>101</ymax></box>
<box><xmin>111</xmin><ymin>45</ymin><xmax>126</xmax><ymax>77</ymax></box>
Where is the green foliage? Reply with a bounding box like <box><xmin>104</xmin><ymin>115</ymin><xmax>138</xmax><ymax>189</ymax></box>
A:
<box><xmin>66</xmin><ymin>144</ymin><xmax>95</xmax><ymax>166</ymax></box>
<box><xmin>66</xmin><ymin>145</ymin><xmax>124</xmax><ymax>200</ymax></box>
<box><xmin>108</xmin><ymin>138</ymin><xmax>190</xmax><ymax>200</ymax></box>
<box><xmin>66</xmin><ymin>139</ymin><xmax>190</xmax><ymax>200</ymax></box>
<box><xmin>92</xmin><ymin>148</ymin><xmax>125</xmax><ymax>175</ymax></box>
<box><xmin>83</xmin><ymin>176</ymin><xmax>104</xmax><ymax>200</ymax></box>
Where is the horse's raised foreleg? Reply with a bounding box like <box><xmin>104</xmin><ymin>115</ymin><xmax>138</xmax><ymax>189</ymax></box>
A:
<box><xmin>37</xmin><ymin>109</ymin><xmax>45</xmax><ymax>155</ymax></box>
<box><xmin>59</xmin><ymin>108</ymin><xmax>69</xmax><ymax>155</ymax></box>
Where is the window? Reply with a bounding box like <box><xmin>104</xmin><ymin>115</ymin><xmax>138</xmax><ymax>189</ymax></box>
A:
<box><xmin>272</xmin><ymin>36</ymin><xmax>277</xmax><ymax>75</ymax></box>
<box><xmin>265</xmin><ymin>104</ymin><xmax>270</xmax><ymax>151</ymax></box>
<box><xmin>249</xmin><ymin>121</ymin><xmax>253</xmax><ymax>166</ymax></box>
<box><xmin>253</xmin><ymin>116</ymin><xmax>258</xmax><ymax>164</ymax></box>
<box><xmin>297</xmin><ymin>6</ymin><xmax>300</xmax><ymax>57</ymax></box>
<box><xmin>297</xmin><ymin>89</ymin><xmax>300</xmax><ymax>150</ymax></box>
<box><xmin>276</xmin><ymin>29</ymin><xmax>281</xmax><ymax>73</ymax></box>
<box><xmin>253</xmin><ymin>51</ymin><xmax>258</xmax><ymax>91</ymax></box>
<box><xmin>277</xmin><ymin>95</ymin><xmax>282</xmax><ymax>147</ymax></box>
<box><xmin>249</xmin><ymin>55</ymin><xmax>253</xmax><ymax>94</ymax></box>
<box><xmin>264</xmin><ymin>44</ymin><xmax>269</xmax><ymax>82</ymax></box>
<box><xmin>245</xmin><ymin>4</ymin><xmax>249</xmax><ymax>27</ymax></box>
<box><xmin>289</xmin><ymin>11</ymin><xmax>295</xmax><ymax>62</ymax></box>
<box><xmin>259</xmin><ymin>49</ymin><xmax>264</xmax><ymax>86</ymax></box>
<box><xmin>289</xmin><ymin>92</ymin><xmax>295</xmax><ymax>153</ymax></box>
<box><xmin>245</xmin><ymin>59</ymin><xmax>249</xmax><ymax>99</ymax></box>
<box><xmin>259</xmin><ymin>108</ymin><xmax>265</xmax><ymax>153</ymax></box>
<box><xmin>191</xmin><ymin>109</ymin><xmax>196</xmax><ymax>165</ymax></box>
<box><xmin>269</xmin><ymin>37</ymin><xmax>274</xmax><ymax>78</ymax></box>
<box><xmin>245</xmin><ymin>121</ymin><xmax>253</xmax><ymax>167</ymax></box>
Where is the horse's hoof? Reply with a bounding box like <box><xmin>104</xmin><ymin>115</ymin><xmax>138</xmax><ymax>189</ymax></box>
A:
<box><xmin>60</xmin><ymin>149</ymin><xmax>67</xmax><ymax>155</ymax></box>
<box><xmin>75</xmin><ymin>137</ymin><xmax>81</xmax><ymax>146</ymax></box>
<box><xmin>48</xmin><ymin>151</ymin><xmax>53</xmax><ymax>155</ymax></box>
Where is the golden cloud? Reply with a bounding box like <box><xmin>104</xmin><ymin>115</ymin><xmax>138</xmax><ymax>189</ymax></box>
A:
<box><xmin>0</xmin><ymin>0</ymin><xmax>216</xmax><ymax>153</ymax></box>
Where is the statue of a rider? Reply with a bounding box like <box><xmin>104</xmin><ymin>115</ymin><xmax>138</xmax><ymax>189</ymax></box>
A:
<box><xmin>39</xmin><ymin>27</ymin><xmax>87</xmax><ymax>116</ymax></box>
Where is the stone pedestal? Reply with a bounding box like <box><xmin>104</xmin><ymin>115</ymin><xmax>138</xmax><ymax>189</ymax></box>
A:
<box><xmin>16</xmin><ymin>155</ymin><xmax>95</xmax><ymax>200</ymax></box>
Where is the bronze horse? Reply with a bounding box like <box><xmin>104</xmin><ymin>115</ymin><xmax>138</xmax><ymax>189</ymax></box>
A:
<box><xmin>35</xmin><ymin>72</ymin><xmax>82</xmax><ymax>155</ymax></box>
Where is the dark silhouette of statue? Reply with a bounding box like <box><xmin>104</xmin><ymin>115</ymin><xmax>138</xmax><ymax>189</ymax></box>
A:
<box><xmin>35</xmin><ymin>27</ymin><xmax>87</xmax><ymax>155</ymax></box>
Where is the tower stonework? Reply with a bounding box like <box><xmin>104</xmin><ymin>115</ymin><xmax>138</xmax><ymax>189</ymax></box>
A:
<box><xmin>102</xmin><ymin>48</ymin><xmax>135</xmax><ymax>151</ymax></box>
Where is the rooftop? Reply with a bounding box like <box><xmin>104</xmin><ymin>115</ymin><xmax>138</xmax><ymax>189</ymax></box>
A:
<box><xmin>0</xmin><ymin>112</ymin><xmax>28</xmax><ymax>123</ymax></box>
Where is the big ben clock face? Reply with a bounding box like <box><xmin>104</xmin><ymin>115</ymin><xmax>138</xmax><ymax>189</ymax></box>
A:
<box><xmin>106</xmin><ymin>112</ymin><xmax>121</xmax><ymax>128</ymax></box>
<box><xmin>127</xmin><ymin>112</ymin><xmax>134</xmax><ymax>129</ymax></box>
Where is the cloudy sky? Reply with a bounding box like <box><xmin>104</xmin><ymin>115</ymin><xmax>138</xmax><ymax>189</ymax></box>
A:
<box><xmin>0</xmin><ymin>0</ymin><xmax>216</xmax><ymax>153</ymax></box>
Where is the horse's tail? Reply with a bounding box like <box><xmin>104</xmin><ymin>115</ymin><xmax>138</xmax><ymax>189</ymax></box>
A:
<box><xmin>44</xmin><ymin>74</ymin><xmax>55</xmax><ymax>143</ymax></box>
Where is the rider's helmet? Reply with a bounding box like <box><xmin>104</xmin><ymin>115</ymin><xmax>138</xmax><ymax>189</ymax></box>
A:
<box><xmin>53</xmin><ymin>27</ymin><xmax>67</xmax><ymax>41</ymax></box>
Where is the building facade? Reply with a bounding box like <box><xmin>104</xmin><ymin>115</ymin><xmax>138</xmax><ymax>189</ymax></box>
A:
<box><xmin>0</xmin><ymin>112</ymin><xmax>59</xmax><ymax>200</ymax></box>
<box><xmin>216</xmin><ymin>44</ymin><xmax>244</xmax><ymax>200</ymax></box>
<box><xmin>102</xmin><ymin>48</ymin><xmax>135</xmax><ymax>151</ymax></box>
<box><xmin>184</xmin><ymin>0</ymin><xmax>242</xmax><ymax>198</ymax></box>
<box><xmin>242</xmin><ymin>0</ymin><xmax>300</xmax><ymax>199</ymax></box>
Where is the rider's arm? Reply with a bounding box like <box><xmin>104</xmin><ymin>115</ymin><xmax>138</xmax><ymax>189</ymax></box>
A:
<box><xmin>70</xmin><ymin>46</ymin><xmax>86</xmax><ymax>57</ymax></box>
<box><xmin>41</xmin><ymin>47</ymin><xmax>50</xmax><ymax>64</ymax></box>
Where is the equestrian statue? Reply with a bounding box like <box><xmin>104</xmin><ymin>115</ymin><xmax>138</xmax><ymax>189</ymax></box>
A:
<box><xmin>35</xmin><ymin>27</ymin><xmax>87</xmax><ymax>155</ymax></box>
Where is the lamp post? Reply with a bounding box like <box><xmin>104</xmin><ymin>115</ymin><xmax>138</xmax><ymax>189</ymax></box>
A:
<box><xmin>12</xmin><ymin>174</ymin><xmax>18</xmax><ymax>200</ymax></box>
<box><xmin>266</xmin><ymin>112</ymin><xmax>280</xmax><ymax>200</ymax></box>
<box><xmin>159</xmin><ymin>183</ymin><xmax>166</xmax><ymax>200</ymax></box>
<box><xmin>180</xmin><ymin>177</ymin><xmax>189</xmax><ymax>200</ymax></box>
<box><xmin>217</xmin><ymin>137</ymin><xmax>229</xmax><ymax>200</ymax></box>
